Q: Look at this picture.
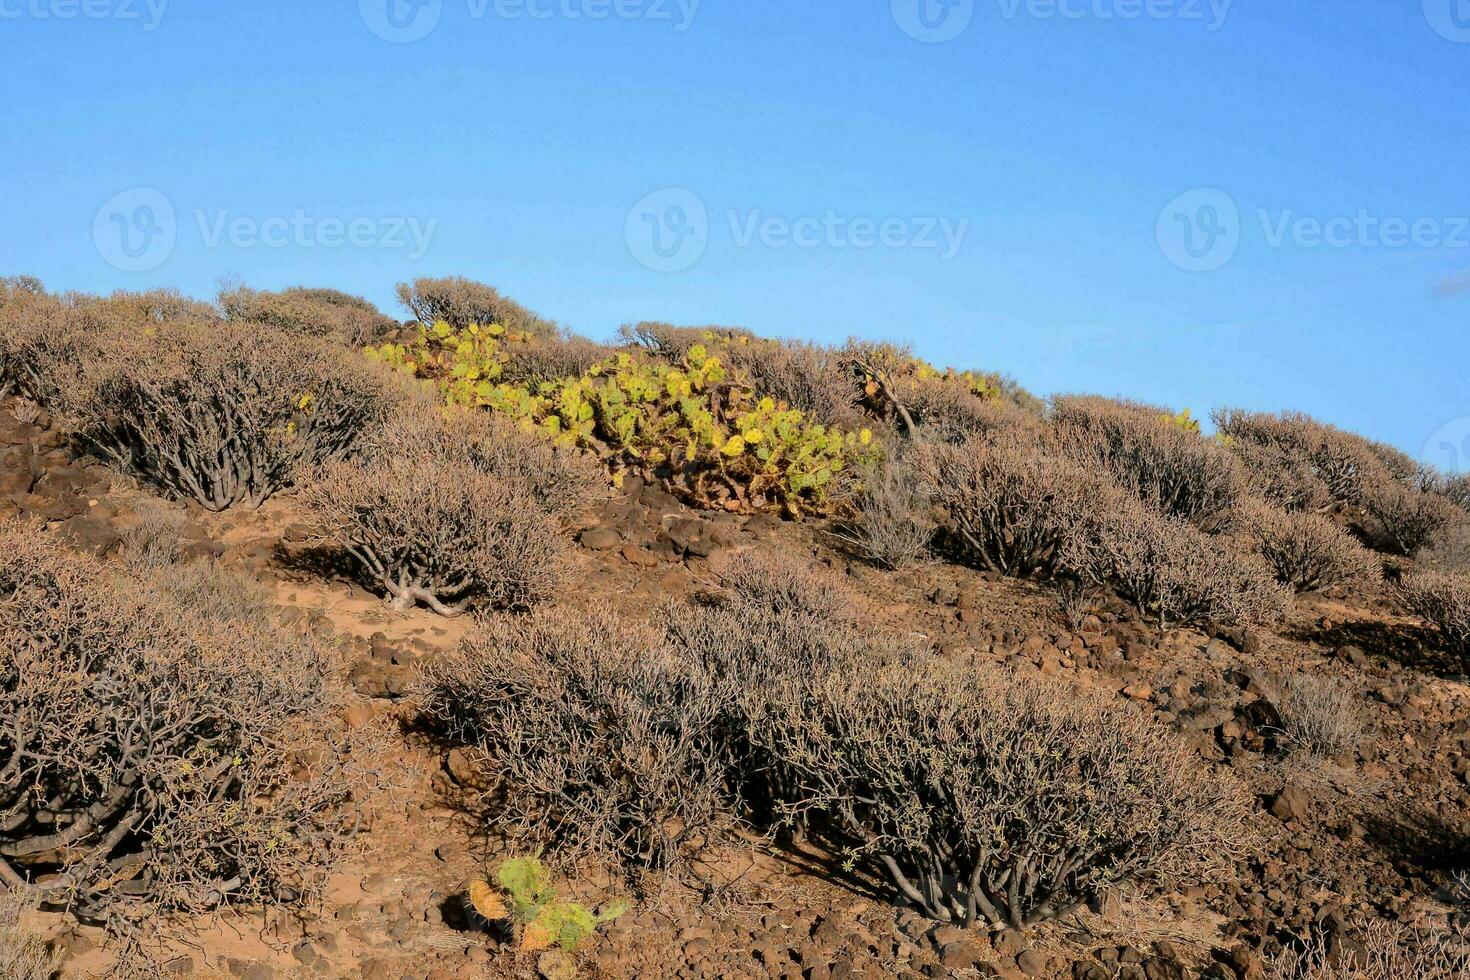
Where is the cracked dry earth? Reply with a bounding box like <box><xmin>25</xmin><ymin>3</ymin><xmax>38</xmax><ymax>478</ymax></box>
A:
<box><xmin>5</xmin><ymin>396</ymin><xmax>1470</xmax><ymax>979</ymax></box>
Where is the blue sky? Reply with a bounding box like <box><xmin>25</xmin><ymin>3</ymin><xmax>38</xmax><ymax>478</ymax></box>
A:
<box><xmin>2</xmin><ymin>1</ymin><xmax>1467</xmax><ymax>464</ymax></box>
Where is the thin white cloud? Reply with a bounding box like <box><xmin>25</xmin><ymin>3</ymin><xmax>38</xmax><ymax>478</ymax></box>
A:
<box><xmin>1436</xmin><ymin>269</ymin><xmax>1470</xmax><ymax>297</ymax></box>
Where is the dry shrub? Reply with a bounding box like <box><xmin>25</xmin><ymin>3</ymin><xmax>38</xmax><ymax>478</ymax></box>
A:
<box><xmin>1440</xmin><ymin>472</ymin><xmax>1470</xmax><ymax>511</ymax></box>
<box><xmin>0</xmin><ymin>888</ymin><xmax>59</xmax><ymax>980</ymax></box>
<box><xmin>665</xmin><ymin>549</ymin><xmax>885</xmax><ymax>702</ymax></box>
<box><xmin>1217</xmin><ymin>409</ymin><xmax>1463</xmax><ymax>555</ymax></box>
<box><xmin>118</xmin><ymin>502</ymin><xmax>189</xmax><ymax>570</ymax></box>
<box><xmin>120</xmin><ymin>498</ymin><xmax>272</xmax><ymax>622</ymax></box>
<box><xmin>501</xmin><ymin>334</ymin><xmax>617</xmax><ymax>386</ymax></box>
<box><xmin>1247</xmin><ymin>505</ymin><xmax>1382</xmax><ymax>592</ymax></box>
<box><xmin>1397</xmin><ymin>570</ymin><xmax>1470</xmax><ymax>660</ymax></box>
<box><xmin>69</xmin><ymin>287</ymin><xmax>215</xmax><ymax>323</ymax></box>
<box><xmin>620</xmin><ymin>321</ymin><xmax>757</xmax><ymax>358</ymax></box>
<box><xmin>833</xmin><ymin>451</ymin><xmax>935</xmax><ymax>570</ymax></box>
<box><xmin>148</xmin><ymin>558</ymin><xmax>276</xmax><ymax>623</ymax></box>
<box><xmin>419</xmin><ymin>604</ymin><xmax>732</xmax><ymax>872</ymax></box>
<box><xmin>2</xmin><ymin>288</ymin><xmax>213</xmax><ymax>406</ymax></box>
<box><xmin>711</xmin><ymin>547</ymin><xmax>867</xmax><ymax>623</ymax></box>
<box><xmin>0</xmin><ymin>290</ymin><xmax>85</xmax><ymax>405</ymax></box>
<box><xmin>666</xmin><ymin>554</ymin><xmax>1248</xmax><ymax>929</ymax></box>
<box><xmin>301</xmin><ymin>404</ymin><xmax>586</xmax><ymax>615</ymax></box>
<box><xmin>1056</xmin><ymin>579</ymin><xmax>1097</xmax><ymax>631</ymax></box>
<box><xmin>1272</xmin><ymin>674</ymin><xmax>1368</xmax><ymax>757</ymax></box>
<box><xmin>660</xmin><ymin>550</ymin><xmax>1250</xmax><ymax>929</ymax></box>
<box><xmin>761</xmin><ymin>663</ymin><xmax>1250</xmax><ymax>929</ymax></box>
<box><xmin>1268</xmin><ymin>918</ymin><xmax>1470</xmax><ymax>979</ymax></box>
<box><xmin>894</xmin><ymin>373</ymin><xmax>1018</xmax><ymax>439</ymax></box>
<box><xmin>1051</xmin><ymin>395</ymin><xmax>1242</xmax><ymax>531</ymax></box>
<box><xmin>725</xmin><ymin>339</ymin><xmax>867</xmax><ymax>432</ymax></box>
<box><xmin>55</xmin><ymin>317</ymin><xmax>398</xmax><ymax>510</ymax></box>
<box><xmin>664</xmin><ymin>550</ymin><xmax>923</xmax><ymax>813</ymax></box>
<box><xmin>912</xmin><ymin>430</ymin><xmax>1108</xmax><ymax>577</ymax></box>
<box><xmin>1215</xmin><ymin>409</ymin><xmax>1384</xmax><ymax>509</ymax></box>
<box><xmin>0</xmin><ymin>274</ymin><xmax>44</xmax><ymax>304</ymax></box>
<box><xmin>1360</xmin><ymin>479</ymin><xmax>1462</xmax><ymax>556</ymax></box>
<box><xmin>397</xmin><ymin>276</ymin><xmax>553</xmax><ymax>335</ymax></box>
<box><xmin>1229</xmin><ymin>437</ymin><xmax>1336</xmax><ymax>513</ymax></box>
<box><xmin>356</xmin><ymin>398</ymin><xmax>604</xmax><ymax>526</ymax></box>
<box><xmin>1065</xmin><ymin>504</ymin><xmax>1290</xmax><ymax>628</ymax></box>
<box><xmin>1419</xmin><ymin>518</ymin><xmax>1470</xmax><ymax>574</ymax></box>
<box><xmin>0</xmin><ymin>521</ymin><xmax>370</xmax><ymax>924</ymax></box>
<box><xmin>1367</xmin><ymin>440</ymin><xmax>1422</xmax><ymax>483</ymax></box>
<box><xmin>219</xmin><ymin>284</ymin><xmax>397</xmax><ymax>346</ymax></box>
<box><xmin>303</xmin><ymin>456</ymin><xmax>565</xmax><ymax>615</ymax></box>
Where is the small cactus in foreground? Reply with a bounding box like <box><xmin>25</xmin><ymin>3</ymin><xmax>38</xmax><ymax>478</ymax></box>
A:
<box><xmin>466</xmin><ymin>855</ymin><xmax>628</xmax><ymax>953</ymax></box>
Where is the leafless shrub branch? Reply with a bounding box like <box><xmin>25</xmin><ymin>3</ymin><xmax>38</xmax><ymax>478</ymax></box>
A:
<box><xmin>912</xmin><ymin>430</ymin><xmax>1106</xmax><ymax>577</ymax></box>
<box><xmin>1051</xmin><ymin>395</ymin><xmax>1242</xmax><ymax>531</ymax></box>
<box><xmin>1397</xmin><ymin>570</ymin><xmax>1470</xmax><ymax>662</ymax></box>
<box><xmin>396</xmin><ymin>276</ymin><xmax>554</xmax><ymax>336</ymax></box>
<box><xmin>219</xmin><ymin>284</ymin><xmax>397</xmax><ymax>346</ymax></box>
<box><xmin>52</xmin><ymin>315</ymin><xmax>400</xmax><ymax>510</ymax></box>
<box><xmin>0</xmin><ymin>888</ymin><xmax>60</xmax><ymax>980</ymax></box>
<box><xmin>1271</xmin><ymin>674</ymin><xmax>1368</xmax><ymax>758</ymax></box>
<box><xmin>833</xmin><ymin>451</ymin><xmax>936</xmax><ymax>570</ymax></box>
<box><xmin>300</xmin><ymin>402</ymin><xmax>590</xmax><ymax>615</ymax></box>
<box><xmin>1062</xmin><ymin>504</ymin><xmax>1290</xmax><ymax>629</ymax></box>
<box><xmin>1247</xmin><ymin>505</ymin><xmax>1382</xmax><ymax>592</ymax></box>
<box><xmin>0</xmin><ymin>521</ymin><xmax>374</xmax><ymax>926</ymax></box>
<box><xmin>1361</xmin><ymin>480</ymin><xmax>1462</xmax><ymax>556</ymax></box>
<box><xmin>1267</xmin><ymin>918</ymin><xmax>1470</xmax><ymax>979</ymax></box>
<box><xmin>419</xmin><ymin>604</ymin><xmax>734</xmax><ymax>873</ymax></box>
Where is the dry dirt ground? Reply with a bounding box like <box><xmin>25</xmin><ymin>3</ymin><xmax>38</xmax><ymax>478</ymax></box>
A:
<box><xmin>4</xmin><ymin>396</ymin><xmax>1470</xmax><ymax>980</ymax></box>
